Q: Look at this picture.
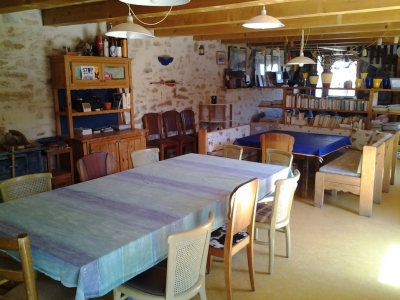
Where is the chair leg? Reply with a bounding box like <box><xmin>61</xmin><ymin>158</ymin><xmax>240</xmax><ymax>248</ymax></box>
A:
<box><xmin>206</xmin><ymin>254</ymin><xmax>212</xmax><ymax>274</ymax></box>
<box><xmin>284</xmin><ymin>225</ymin><xmax>291</xmax><ymax>258</ymax></box>
<box><xmin>224</xmin><ymin>255</ymin><xmax>233</xmax><ymax>300</ymax></box>
<box><xmin>159</xmin><ymin>146</ymin><xmax>165</xmax><ymax>161</ymax></box>
<box><xmin>199</xmin><ymin>281</ymin><xmax>207</xmax><ymax>300</ymax></box>
<box><xmin>246</xmin><ymin>242</ymin><xmax>255</xmax><ymax>291</ymax></box>
<box><xmin>314</xmin><ymin>172</ymin><xmax>325</xmax><ymax>208</ymax></box>
<box><xmin>268</xmin><ymin>229</ymin><xmax>275</xmax><ymax>274</ymax></box>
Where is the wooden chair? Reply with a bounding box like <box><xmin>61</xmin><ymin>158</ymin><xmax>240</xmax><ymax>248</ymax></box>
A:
<box><xmin>113</xmin><ymin>211</ymin><xmax>214</xmax><ymax>300</ymax></box>
<box><xmin>180</xmin><ymin>109</ymin><xmax>198</xmax><ymax>139</ymax></box>
<box><xmin>130</xmin><ymin>148</ymin><xmax>159</xmax><ymax>168</ymax></box>
<box><xmin>76</xmin><ymin>152</ymin><xmax>116</xmax><ymax>182</ymax></box>
<box><xmin>254</xmin><ymin>170</ymin><xmax>300</xmax><ymax>274</ymax></box>
<box><xmin>223</xmin><ymin>144</ymin><xmax>243</xmax><ymax>160</ymax></box>
<box><xmin>207</xmin><ymin>178</ymin><xmax>259</xmax><ymax>300</ymax></box>
<box><xmin>0</xmin><ymin>173</ymin><xmax>52</xmax><ymax>202</ymax></box>
<box><xmin>260</xmin><ymin>133</ymin><xmax>295</xmax><ymax>164</ymax></box>
<box><xmin>142</xmin><ymin>113</ymin><xmax>179</xmax><ymax>160</ymax></box>
<box><xmin>162</xmin><ymin>110</ymin><xmax>197</xmax><ymax>155</ymax></box>
<box><xmin>0</xmin><ymin>233</ymin><xmax>77</xmax><ymax>300</ymax></box>
<box><xmin>265</xmin><ymin>149</ymin><xmax>293</xmax><ymax>167</ymax></box>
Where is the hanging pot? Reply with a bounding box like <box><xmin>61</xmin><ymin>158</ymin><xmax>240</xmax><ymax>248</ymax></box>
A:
<box><xmin>321</xmin><ymin>69</ymin><xmax>333</xmax><ymax>88</ymax></box>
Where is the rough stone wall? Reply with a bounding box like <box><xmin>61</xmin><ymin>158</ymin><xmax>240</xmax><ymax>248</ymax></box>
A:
<box><xmin>0</xmin><ymin>10</ymin><xmax>281</xmax><ymax>143</ymax></box>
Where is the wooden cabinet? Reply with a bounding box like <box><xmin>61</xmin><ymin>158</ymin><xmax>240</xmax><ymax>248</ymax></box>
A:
<box><xmin>199</xmin><ymin>104</ymin><xmax>232</xmax><ymax>130</ymax></box>
<box><xmin>49</xmin><ymin>56</ymin><xmax>147</xmax><ymax>182</ymax></box>
<box><xmin>0</xmin><ymin>147</ymin><xmax>44</xmax><ymax>182</ymax></box>
<box><xmin>67</xmin><ymin>129</ymin><xmax>147</xmax><ymax>182</ymax></box>
<box><xmin>49</xmin><ymin>55</ymin><xmax>134</xmax><ymax>138</ymax></box>
<box><xmin>43</xmin><ymin>147</ymin><xmax>74</xmax><ymax>189</ymax></box>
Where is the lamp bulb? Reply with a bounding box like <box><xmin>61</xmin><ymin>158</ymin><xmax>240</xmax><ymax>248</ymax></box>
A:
<box><xmin>127</xmin><ymin>32</ymin><xmax>135</xmax><ymax>39</ymax></box>
<box><xmin>299</xmin><ymin>63</ymin><xmax>304</xmax><ymax>67</ymax></box>
<box><xmin>395</xmin><ymin>36</ymin><xmax>399</xmax><ymax>44</ymax></box>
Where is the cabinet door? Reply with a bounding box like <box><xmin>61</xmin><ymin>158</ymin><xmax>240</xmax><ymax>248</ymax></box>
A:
<box><xmin>102</xmin><ymin>62</ymin><xmax>130</xmax><ymax>87</ymax></box>
<box><xmin>118</xmin><ymin>136</ymin><xmax>146</xmax><ymax>171</ymax></box>
<box><xmin>70</xmin><ymin>61</ymin><xmax>104</xmax><ymax>87</ymax></box>
<box><xmin>88</xmin><ymin>140</ymin><xmax>120</xmax><ymax>172</ymax></box>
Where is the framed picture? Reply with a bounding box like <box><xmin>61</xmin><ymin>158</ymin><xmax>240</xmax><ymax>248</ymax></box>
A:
<box><xmin>81</xmin><ymin>103</ymin><xmax>91</xmax><ymax>112</ymax></box>
<box><xmin>113</xmin><ymin>93</ymin><xmax>123</xmax><ymax>109</ymax></box>
<box><xmin>216</xmin><ymin>51</ymin><xmax>226</xmax><ymax>65</ymax></box>
<box><xmin>228</xmin><ymin>46</ymin><xmax>247</xmax><ymax>71</ymax></box>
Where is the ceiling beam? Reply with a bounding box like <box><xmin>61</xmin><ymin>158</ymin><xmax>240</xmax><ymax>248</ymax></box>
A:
<box><xmin>0</xmin><ymin>0</ymin><xmax>105</xmax><ymax>14</ymax></box>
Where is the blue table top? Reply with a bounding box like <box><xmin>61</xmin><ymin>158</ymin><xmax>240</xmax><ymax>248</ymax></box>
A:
<box><xmin>234</xmin><ymin>130</ymin><xmax>352</xmax><ymax>159</ymax></box>
<box><xmin>0</xmin><ymin>154</ymin><xmax>289</xmax><ymax>300</ymax></box>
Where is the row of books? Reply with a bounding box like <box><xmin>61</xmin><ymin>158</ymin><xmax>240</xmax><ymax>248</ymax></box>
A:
<box><xmin>284</xmin><ymin>113</ymin><xmax>366</xmax><ymax>129</ymax></box>
<box><xmin>285</xmin><ymin>94</ymin><xmax>369</xmax><ymax>111</ymax></box>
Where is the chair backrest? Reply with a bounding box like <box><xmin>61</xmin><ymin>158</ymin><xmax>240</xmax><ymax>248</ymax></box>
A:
<box><xmin>260</xmin><ymin>132</ymin><xmax>295</xmax><ymax>163</ymax></box>
<box><xmin>270</xmin><ymin>169</ymin><xmax>300</xmax><ymax>228</ymax></box>
<box><xmin>0</xmin><ymin>233</ymin><xmax>38</xmax><ymax>300</ymax></box>
<box><xmin>166</xmin><ymin>211</ymin><xmax>214</xmax><ymax>299</ymax></box>
<box><xmin>223</xmin><ymin>144</ymin><xmax>243</xmax><ymax>160</ymax></box>
<box><xmin>180</xmin><ymin>110</ymin><xmax>196</xmax><ymax>135</ymax></box>
<box><xmin>76</xmin><ymin>152</ymin><xmax>116</xmax><ymax>182</ymax></box>
<box><xmin>0</xmin><ymin>173</ymin><xmax>52</xmax><ymax>202</ymax></box>
<box><xmin>162</xmin><ymin>110</ymin><xmax>182</xmax><ymax>137</ymax></box>
<box><xmin>143</xmin><ymin>113</ymin><xmax>163</xmax><ymax>140</ymax></box>
<box><xmin>266</xmin><ymin>149</ymin><xmax>293</xmax><ymax>167</ymax></box>
<box><xmin>130</xmin><ymin>148</ymin><xmax>160</xmax><ymax>168</ymax></box>
<box><xmin>226</xmin><ymin>178</ymin><xmax>259</xmax><ymax>248</ymax></box>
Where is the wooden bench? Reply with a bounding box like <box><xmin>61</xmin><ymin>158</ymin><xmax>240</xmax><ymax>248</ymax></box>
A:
<box><xmin>314</xmin><ymin>131</ymin><xmax>397</xmax><ymax>217</ymax></box>
<box><xmin>198</xmin><ymin>125</ymin><xmax>258</xmax><ymax>160</ymax></box>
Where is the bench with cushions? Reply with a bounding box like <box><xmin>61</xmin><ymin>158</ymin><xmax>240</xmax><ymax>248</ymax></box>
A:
<box><xmin>198</xmin><ymin>125</ymin><xmax>258</xmax><ymax>160</ymax></box>
<box><xmin>314</xmin><ymin>128</ymin><xmax>398</xmax><ymax>217</ymax></box>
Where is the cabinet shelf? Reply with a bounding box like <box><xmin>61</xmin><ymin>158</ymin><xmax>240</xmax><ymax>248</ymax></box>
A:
<box><xmin>57</xmin><ymin>108</ymin><xmax>131</xmax><ymax>117</ymax></box>
<box><xmin>199</xmin><ymin>104</ymin><xmax>232</xmax><ymax>130</ymax></box>
<box><xmin>49</xmin><ymin>55</ymin><xmax>134</xmax><ymax>138</ymax></box>
<box><xmin>274</xmin><ymin>86</ymin><xmax>400</xmax><ymax>130</ymax></box>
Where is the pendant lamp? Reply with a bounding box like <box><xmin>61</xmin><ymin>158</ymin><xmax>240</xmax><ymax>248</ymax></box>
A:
<box><xmin>243</xmin><ymin>5</ymin><xmax>284</xmax><ymax>29</ymax></box>
<box><xmin>105</xmin><ymin>13</ymin><xmax>154</xmax><ymax>39</ymax></box>
<box><xmin>119</xmin><ymin>0</ymin><xmax>190</xmax><ymax>6</ymax></box>
<box><xmin>287</xmin><ymin>29</ymin><xmax>316</xmax><ymax>66</ymax></box>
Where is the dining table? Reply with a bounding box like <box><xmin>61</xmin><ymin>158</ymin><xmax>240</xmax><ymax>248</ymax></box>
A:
<box><xmin>233</xmin><ymin>130</ymin><xmax>352</xmax><ymax>198</ymax></box>
<box><xmin>0</xmin><ymin>153</ymin><xmax>289</xmax><ymax>300</ymax></box>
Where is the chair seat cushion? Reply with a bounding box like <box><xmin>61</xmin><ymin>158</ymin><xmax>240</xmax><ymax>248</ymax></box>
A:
<box><xmin>319</xmin><ymin>149</ymin><xmax>362</xmax><ymax>177</ymax></box>
<box><xmin>255</xmin><ymin>203</ymin><xmax>272</xmax><ymax>223</ymax></box>
<box><xmin>209</xmin><ymin>224</ymin><xmax>248</xmax><ymax>248</ymax></box>
<box><xmin>124</xmin><ymin>265</ymin><xmax>166</xmax><ymax>296</ymax></box>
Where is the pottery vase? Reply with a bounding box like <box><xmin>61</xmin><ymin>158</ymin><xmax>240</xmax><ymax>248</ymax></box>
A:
<box><xmin>321</xmin><ymin>69</ymin><xmax>333</xmax><ymax>88</ymax></box>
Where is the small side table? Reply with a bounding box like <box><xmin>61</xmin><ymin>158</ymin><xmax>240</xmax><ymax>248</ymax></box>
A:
<box><xmin>43</xmin><ymin>147</ymin><xmax>74</xmax><ymax>189</ymax></box>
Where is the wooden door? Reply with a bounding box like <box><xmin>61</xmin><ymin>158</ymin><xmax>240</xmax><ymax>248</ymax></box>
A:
<box><xmin>88</xmin><ymin>139</ymin><xmax>120</xmax><ymax>172</ymax></box>
<box><xmin>118</xmin><ymin>135</ymin><xmax>146</xmax><ymax>171</ymax></box>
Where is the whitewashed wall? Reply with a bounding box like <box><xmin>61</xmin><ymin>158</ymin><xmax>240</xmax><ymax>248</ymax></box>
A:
<box><xmin>0</xmin><ymin>10</ymin><xmax>279</xmax><ymax>143</ymax></box>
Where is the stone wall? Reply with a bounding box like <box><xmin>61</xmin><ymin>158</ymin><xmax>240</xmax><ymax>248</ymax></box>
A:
<box><xmin>0</xmin><ymin>10</ymin><xmax>280</xmax><ymax>143</ymax></box>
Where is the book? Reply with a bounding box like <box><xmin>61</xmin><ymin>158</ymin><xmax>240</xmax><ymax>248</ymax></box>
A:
<box><xmin>73</xmin><ymin>127</ymin><xmax>92</xmax><ymax>135</ymax></box>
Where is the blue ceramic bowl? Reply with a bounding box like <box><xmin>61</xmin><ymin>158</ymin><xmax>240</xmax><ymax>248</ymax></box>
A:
<box><xmin>158</xmin><ymin>56</ymin><xmax>173</xmax><ymax>66</ymax></box>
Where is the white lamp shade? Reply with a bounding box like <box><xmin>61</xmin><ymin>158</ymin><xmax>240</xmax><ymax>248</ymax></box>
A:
<box><xmin>287</xmin><ymin>53</ymin><xmax>316</xmax><ymax>65</ymax></box>
<box><xmin>243</xmin><ymin>6</ymin><xmax>284</xmax><ymax>29</ymax></box>
<box><xmin>119</xmin><ymin>0</ymin><xmax>190</xmax><ymax>6</ymax></box>
<box><xmin>105</xmin><ymin>16</ymin><xmax>154</xmax><ymax>39</ymax></box>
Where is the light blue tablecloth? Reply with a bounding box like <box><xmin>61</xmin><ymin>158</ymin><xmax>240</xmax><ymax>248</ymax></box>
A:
<box><xmin>0</xmin><ymin>154</ymin><xmax>288</xmax><ymax>300</ymax></box>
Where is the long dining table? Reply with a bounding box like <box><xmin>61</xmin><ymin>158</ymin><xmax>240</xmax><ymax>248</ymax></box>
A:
<box><xmin>234</xmin><ymin>130</ymin><xmax>352</xmax><ymax>198</ymax></box>
<box><xmin>0</xmin><ymin>153</ymin><xmax>289</xmax><ymax>300</ymax></box>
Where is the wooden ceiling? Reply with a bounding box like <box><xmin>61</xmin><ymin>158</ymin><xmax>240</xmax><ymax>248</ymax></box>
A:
<box><xmin>2</xmin><ymin>0</ymin><xmax>400</xmax><ymax>52</ymax></box>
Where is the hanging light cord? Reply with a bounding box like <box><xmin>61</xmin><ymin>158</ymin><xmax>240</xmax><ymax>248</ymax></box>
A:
<box><xmin>128</xmin><ymin>3</ymin><xmax>173</xmax><ymax>26</ymax></box>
